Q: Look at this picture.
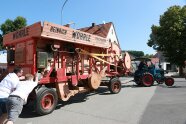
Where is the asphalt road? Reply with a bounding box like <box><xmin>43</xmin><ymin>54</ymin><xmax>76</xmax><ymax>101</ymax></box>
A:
<box><xmin>139</xmin><ymin>78</ymin><xmax>186</xmax><ymax>124</ymax></box>
<box><xmin>15</xmin><ymin>78</ymin><xmax>186</xmax><ymax>124</ymax></box>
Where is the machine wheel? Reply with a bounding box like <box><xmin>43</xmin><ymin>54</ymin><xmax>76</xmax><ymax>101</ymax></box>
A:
<box><xmin>109</xmin><ymin>78</ymin><xmax>121</xmax><ymax>94</ymax></box>
<box><xmin>134</xmin><ymin>76</ymin><xmax>141</xmax><ymax>85</ymax></box>
<box><xmin>141</xmin><ymin>73</ymin><xmax>154</xmax><ymax>87</ymax></box>
<box><xmin>165</xmin><ymin>77</ymin><xmax>174</xmax><ymax>86</ymax></box>
<box><xmin>35</xmin><ymin>87</ymin><xmax>58</xmax><ymax>115</ymax></box>
<box><xmin>88</xmin><ymin>73</ymin><xmax>101</xmax><ymax>90</ymax></box>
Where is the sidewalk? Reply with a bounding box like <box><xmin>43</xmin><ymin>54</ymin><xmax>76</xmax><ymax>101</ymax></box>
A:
<box><xmin>165</xmin><ymin>72</ymin><xmax>179</xmax><ymax>77</ymax></box>
<box><xmin>164</xmin><ymin>72</ymin><xmax>186</xmax><ymax>79</ymax></box>
<box><xmin>120</xmin><ymin>77</ymin><xmax>134</xmax><ymax>84</ymax></box>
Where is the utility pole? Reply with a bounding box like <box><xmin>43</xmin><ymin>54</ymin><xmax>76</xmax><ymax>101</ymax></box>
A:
<box><xmin>61</xmin><ymin>0</ymin><xmax>69</xmax><ymax>25</ymax></box>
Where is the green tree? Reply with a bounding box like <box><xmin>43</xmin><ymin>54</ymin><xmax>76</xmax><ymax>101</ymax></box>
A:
<box><xmin>147</xmin><ymin>5</ymin><xmax>186</xmax><ymax>75</ymax></box>
<box><xmin>125</xmin><ymin>50</ymin><xmax>144</xmax><ymax>57</ymax></box>
<box><xmin>144</xmin><ymin>54</ymin><xmax>154</xmax><ymax>58</ymax></box>
<box><xmin>0</xmin><ymin>16</ymin><xmax>27</xmax><ymax>50</ymax></box>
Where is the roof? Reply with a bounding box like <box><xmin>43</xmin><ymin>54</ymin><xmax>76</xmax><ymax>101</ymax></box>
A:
<box><xmin>153</xmin><ymin>52</ymin><xmax>161</xmax><ymax>58</ymax></box>
<box><xmin>79</xmin><ymin>22</ymin><xmax>112</xmax><ymax>38</ymax></box>
<box><xmin>150</xmin><ymin>57</ymin><xmax>159</xmax><ymax>64</ymax></box>
<box><xmin>153</xmin><ymin>51</ymin><xmax>166</xmax><ymax>62</ymax></box>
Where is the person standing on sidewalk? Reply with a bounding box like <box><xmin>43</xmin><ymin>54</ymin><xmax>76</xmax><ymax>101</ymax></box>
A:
<box><xmin>5</xmin><ymin>73</ymin><xmax>38</xmax><ymax>124</ymax></box>
<box><xmin>0</xmin><ymin>67</ymin><xmax>23</xmax><ymax>124</ymax></box>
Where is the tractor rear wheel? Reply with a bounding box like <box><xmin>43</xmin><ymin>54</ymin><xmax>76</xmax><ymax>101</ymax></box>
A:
<box><xmin>35</xmin><ymin>87</ymin><xmax>58</xmax><ymax>115</ymax></box>
<box><xmin>134</xmin><ymin>75</ymin><xmax>141</xmax><ymax>85</ymax></box>
<box><xmin>165</xmin><ymin>77</ymin><xmax>174</xmax><ymax>86</ymax></box>
<box><xmin>109</xmin><ymin>78</ymin><xmax>121</xmax><ymax>94</ymax></box>
<box><xmin>141</xmin><ymin>73</ymin><xmax>154</xmax><ymax>87</ymax></box>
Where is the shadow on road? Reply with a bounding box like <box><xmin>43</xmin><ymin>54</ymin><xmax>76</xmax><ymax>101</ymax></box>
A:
<box><xmin>19</xmin><ymin>81</ymin><xmax>163</xmax><ymax>119</ymax></box>
<box><xmin>19</xmin><ymin>87</ymin><xmax>113</xmax><ymax>119</ymax></box>
<box><xmin>122</xmin><ymin>83</ymin><xmax>159</xmax><ymax>88</ymax></box>
<box><xmin>158</xmin><ymin>85</ymin><xmax>186</xmax><ymax>88</ymax></box>
<box><xmin>19</xmin><ymin>104</ymin><xmax>39</xmax><ymax>118</ymax></box>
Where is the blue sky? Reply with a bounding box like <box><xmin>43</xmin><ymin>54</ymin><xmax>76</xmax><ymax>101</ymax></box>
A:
<box><xmin>0</xmin><ymin>0</ymin><xmax>185</xmax><ymax>54</ymax></box>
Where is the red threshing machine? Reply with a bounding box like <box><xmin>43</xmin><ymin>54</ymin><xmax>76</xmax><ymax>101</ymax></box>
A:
<box><xmin>3</xmin><ymin>22</ymin><xmax>131</xmax><ymax>115</ymax></box>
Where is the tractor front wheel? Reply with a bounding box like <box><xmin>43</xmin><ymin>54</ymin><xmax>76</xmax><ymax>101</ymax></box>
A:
<box><xmin>165</xmin><ymin>77</ymin><xmax>174</xmax><ymax>86</ymax></box>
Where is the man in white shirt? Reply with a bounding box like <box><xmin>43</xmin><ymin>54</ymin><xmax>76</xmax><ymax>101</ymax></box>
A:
<box><xmin>0</xmin><ymin>66</ymin><xmax>23</xmax><ymax>124</ymax></box>
<box><xmin>5</xmin><ymin>74</ymin><xmax>38</xmax><ymax>124</ymax></box>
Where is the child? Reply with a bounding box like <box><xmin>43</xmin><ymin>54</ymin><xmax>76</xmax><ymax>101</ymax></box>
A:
<box><xmin>5</xmin><ymin>74</ymin><xmax>38</xmax><ymax>124</ymax></box>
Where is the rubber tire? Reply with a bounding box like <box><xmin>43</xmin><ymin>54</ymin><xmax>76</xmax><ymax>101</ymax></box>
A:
<box><xmin>134</xmin><ymin>76</ymin><xmax>141</xmax><ymax>85</ymax></box>
<box><xmin>35</xmin><ymin>87</ymin><xmax>58</xmax><ymax>115</ymax></box>
<box><xmin>141</xmin><ymin>73</ymin><xmax>154</xmax><ymax>87</ymax></box>
<box><xmin>165</xmin><ymin>77</ymin><xmax>174</xmax><ymax>86</ymax></box>
<box><xmin>109</xmin><ymin>78</ymin><xmax>122</xmax><ymax>94</ymax></box>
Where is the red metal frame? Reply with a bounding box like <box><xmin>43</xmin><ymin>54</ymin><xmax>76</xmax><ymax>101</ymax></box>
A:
<box><xmin>4</xmin><ymin>21</ymin><xmax>130</xmax><ymax>88</ymax></box>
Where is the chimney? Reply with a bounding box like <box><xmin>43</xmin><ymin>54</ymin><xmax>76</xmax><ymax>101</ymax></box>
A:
<box><xmin>64</xmin><ymin>24</ymin><xmax>70</xmax><ymax>27</ymax></box>
<box><xmin>92</xmin><ymin>23</ymin><xmax>96</xmax><ymax>27</ymax></box>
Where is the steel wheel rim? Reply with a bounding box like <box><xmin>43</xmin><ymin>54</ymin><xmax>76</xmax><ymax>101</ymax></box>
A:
<box><xmin>143</xmin><ymin>75</ymin><xmax>153</xmax><ymax>86</ymax></box>
<box><xmin>41</xmin><ymin>93</ymin><xmax>54</xmax><ymax>109</ymax></box>
<box><xmin>166</xmin><ymin>78</ymin><xmax>174</xmax><ymax>86</ymax></box>
<box><xmin>112</xmin><ymin>81</ymin><xmax>120</xmax><ymax>92</ymax></box>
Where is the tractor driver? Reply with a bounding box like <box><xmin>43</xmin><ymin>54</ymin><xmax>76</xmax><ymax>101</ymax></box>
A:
<box><xmin>138</xmin><ymin>60</ymin><xmax>148</xmax><ymax>71</ymax></box>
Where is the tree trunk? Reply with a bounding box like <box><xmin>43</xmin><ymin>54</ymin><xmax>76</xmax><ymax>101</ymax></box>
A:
<box><xmin>179</xmin><ymin>66</ymin><xmax>184</xmax><ymax>76</ymax></box>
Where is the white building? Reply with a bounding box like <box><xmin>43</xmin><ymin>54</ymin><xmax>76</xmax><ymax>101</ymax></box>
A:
<box><xmin>79</xmin><ymin>22</ymin><xmax>120</xmax><ymax>49</ymax></box>
<box><xmin>0</xmin><ymin>50</ymin><xmax>7</xmax><ymax>69</ymax></box>
<box><xmin>153</xmin><ymin>51</ymin><xmax>177</xmax><ymax>71</ymax></box>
